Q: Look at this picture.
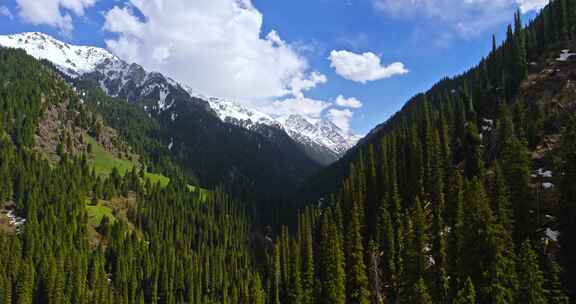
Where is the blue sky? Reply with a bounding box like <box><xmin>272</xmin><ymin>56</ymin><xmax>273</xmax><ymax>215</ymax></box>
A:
<box><xmin>0</xmin><ymin>0</ymin><xmax>547</xmax><ymax>135</ymax></box>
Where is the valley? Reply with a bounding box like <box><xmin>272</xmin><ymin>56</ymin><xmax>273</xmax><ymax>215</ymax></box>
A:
<box><xmin>0</xmin><ymin>1</ymin><xmax>575</xmax><ymax>304</ymax></box>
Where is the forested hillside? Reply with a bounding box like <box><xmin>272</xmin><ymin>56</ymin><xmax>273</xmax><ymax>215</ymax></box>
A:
<box><xmin>276</xmin><ymin>1</ymin><xmax>576</xmax><ymax>303</ymax></box>
<box><xmin>0</xmin><ymin>48</ymin><xmax>267</xmax><ymax>303</ymax></box>
<box><xmin>1</xmin><ymin>0</ymin><xmax>576</xmax><ymax>303</ymax></box>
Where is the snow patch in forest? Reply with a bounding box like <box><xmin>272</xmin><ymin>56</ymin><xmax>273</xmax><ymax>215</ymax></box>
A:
<box><xmin>545</xmin><ymin>228</ymin><xmax>559</xmax><ymax>242</ymax></box>
<box><xmin>557</xmin><ymin>50</ymin><xmax>576</xmax><ymax>61</ymax></box>
<box><xmin>542</xmin><ymin>182</ymin><xmax>554</xmax><ymax>189</ymax></box>
<box><xmin>5</xmin><ymin>210</ymin><xmax>25</xmax><ymax>233</ymax></box>
<box><xmin>535</xmin><ymin>168</ymin><xmax>553</xmax><ymax>178</ymax></box>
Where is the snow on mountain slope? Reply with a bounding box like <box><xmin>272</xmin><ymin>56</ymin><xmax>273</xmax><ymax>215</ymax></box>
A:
<box><xmin>0</xmin><ymin>32</ymin><xmax>118</xmax><ymax>76</ymax></box>
<box><xmin>208</xmin><ymin>98</ymin><xmax>362</xmax><ymax>164</ymax></box>
<box><xmin>207</xmin><ymin>97</ymin><xmax>281</xmax><ymax>129</ymax></box>
<box><xmin>0</xmin><ymin>31</ymin><xmax>360</xmax><ymax>164</ymax></box>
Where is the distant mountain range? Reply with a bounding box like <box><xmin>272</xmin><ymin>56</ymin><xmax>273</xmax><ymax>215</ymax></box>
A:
<box><xmin>0</xmin><ymin>32</ymin><xmax>360</xmax><ymax>165</ymax></box>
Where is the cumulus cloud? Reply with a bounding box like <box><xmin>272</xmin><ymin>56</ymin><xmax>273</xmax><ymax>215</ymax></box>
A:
<box><xmin>262</xmin><ymin>97</ymin><xmax>332</xmax><ymax>122</ymax></box>
<box><xmin>327</xmin><ymin>108</ymin><xmax>354</xmax><ymax>134</ymax></box>
<box><xmin>15</xmin><ymin>0</ymin><xmax>96</xmax><ymax>33</ymax></box>
<box><xmin>518</xmin><ymin>0</ymin><xmax>549</xmax><ymax>13</ymax></box>
<box><xmin>290</xmin><ymin>72</ymin><xmax>327</xmax><ymax>99</ymax></box>
<box><xmin>372</xmin><ymin>0</ymin><xmax>548</xmax><ymax>38</ymax></box>
<box><xmin>335</xmin><ymin>95</ymin><xmax>363</xmax><ymax>109</ymax></box>
<box><xmin>0</xmin><ymin>6</ymin><xmax>13</xmax><ymax>20</ymax></box>
<box><xmin>103</xmin><ymin>0</ymin><xmax>323</xmax><ymax>101</ymax></box>
<box><xmin>328</xmin><ymin>50</ymin><xmax>408</xmax><ymax>83</ymax></box>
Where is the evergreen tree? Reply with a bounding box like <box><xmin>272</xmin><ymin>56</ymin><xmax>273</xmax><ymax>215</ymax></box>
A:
<box><xmin>346</xmin><ymin>200</ymin><xmax>370</xmax><ymax>304</ymax></box>
<box><xmin>319</xmin><ymin>210</ymin><xmax>346</xmax><ymax>304</ymax></box>
<box><xmin>454</xmin><ymin>277</ymin><xmax>476</xmax><ymax>304</ymax></box>
<box><xmin>288</xmin><ymin>240</ymin><xmax>303</xmax><ymax>304</ymax></box>
<box><xmin>413</xmin><ymin>278</ymin><xmax>433</xmax><ymax>304</ymax></box>
<box><xmin>559</xmin><ymin>118</ymin><xmax>576</xmax><ymax>295</ymax></box>
<box><xmin>517</xmin><ymin>240</ymin><xmax>547</xmax><ymax>304</ymax></box>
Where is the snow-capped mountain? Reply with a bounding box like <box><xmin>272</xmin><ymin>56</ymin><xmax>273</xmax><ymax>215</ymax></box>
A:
<box><xmin>0</xmin><ymin>32</ymin><xmax>209</xmax><ymax>113</ymax></box>
<box><xmin>0</xmin><ymin>32</ymin><xmax>117</xmax><ymax>76</ymax></box>
<box><xmin>0</xmin><ymin>32</ymin><xmax>360</xmax><ymax>164</ymax></box>
<box><xmin>207</xmin><ymin>98</ymin><xmax>361</xmax><ymax>164</ymax></box>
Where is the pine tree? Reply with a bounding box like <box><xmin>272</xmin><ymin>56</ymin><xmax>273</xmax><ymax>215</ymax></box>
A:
<box><xmin>491</xmin><ymin>162</ymin><xmax>513</xmax><ymax>231</ymax></box>
<box><xmin>500</xmin><ymin>126</ymin><xmax>532</xmax><ymax>244</ymax></box>
<box><xmin>346</xmin><ymin>200</ymin><xmax>370</xmax><ymax>304</ymax></box>
<box><xmin>413</xmin><ymin>278</ymin><xmax>433</xmax><ymax>304</ymax></box>
<box><xmin>288</xmin><ymin>240</ymin><xmax>303</xmax><ymax>304</ymax></box>
<box><xmin>544</xmin><ymin>259</ymin><xmax>570</xmax><ymax>304</ymax></box>
<box><xmin>377</xmin><ymin>199</ymin><xmax>395</xmax><ymax>300</ymax></box>
<box><xmin>514</xmin><ymin>9</ymin><xmax>527</xmax><ymax>80</ymax></box>
<box><xmin>250</xmin><ymin>274</ymin><xmax>266</xmax><ymax>304</ymax></box>
<box><xmin>272</xmin><ymin>243</ymin><xmax>281</xmax><ymax>304</ymax></box>
<box><xmin>413</xmin><ymin>197</ymin><xmax>428</xmax><ymax>281</ymax></box>
<box><xmin>300</xmin><ymin>210</ymin><xmax>315</xmax><ymax>304</ymax></box>
<box><xmin>517</xmin><ymin>240</ymin><xmax>547</xmax><ymax>304</ymax></box>
<box><xmin>367</xmin><ymin>240</ymin><xmax>383</xmax><ymax>303</ymax></box>
<box><xmin>463</xmin><ymin>123</ymin><xmax>484</xmax><ymax>180</ymax></box>
<box><xmin>559</xmin><ymin>118</ymin><xmax>576</xmax><ymax>295</ymax></box>
<box><xmin>454</xmin><ymin>277</ymin><xmax>476</xmax><ymax>304</ymax></box>
<box><xmin>16</xmin><ymin>260</ymin><xmax>33</xmax><ymax>304</ymax></box>
<box><xmin>319</xmin><ymin>210</ymin><xmax>346</xmax><ymax>304</ymax></box>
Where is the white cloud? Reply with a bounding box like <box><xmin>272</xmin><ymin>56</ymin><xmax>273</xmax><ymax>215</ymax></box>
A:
<box><xmin>15</xmin><ymin>0</ymin><xmax>96</xmax><ymax>33</ymax></box>
<box><xmin>517</xmin><ymin>0</ymin><xmax>548</xmax><ymax>13</ymax></box>
<box><xmin>0</xmin><ymin>6</ymin><xmax>13</xmax><ymax>20</ymax></box>
<box><xmin>327</xmin><ymin>108</ymin><xmax>354</xmax><ymax>134</ymax></box>
<box><xmin>102</xmin><ymin>6</ymin><xmax>145</xmax><ymax>38</ymax></box>
<box><xmin>262</xmin><ymin>97</ymin><xmax>332</xmax><ymax>122</ymax></box>
<box><xmin>290</xmin><ymin>71</ymin><xmax>327</xmax><ymax>99</ymax></box>
<box><xmin>372</xmin><ymin>0</ymin><xmax>548</xmax><ymax>38</ymax></box>
<box><xmin>328</xmin><ymin>50</ymin><xmax>408</xmax><ymax>83</ymax></box>
<box><xmin>103</xmin><ymin>0</ymin><xmax>323</xmax><ymax>101</ymax></box>
<box><xmin>335</xmin><ymin>95</ymin><xmax>363</xmax><ymax>109</ymax></box>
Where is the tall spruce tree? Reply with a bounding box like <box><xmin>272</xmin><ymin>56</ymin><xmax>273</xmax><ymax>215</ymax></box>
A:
<box><xmin>454</xmin><ymin>277</ymin><xmax>476</xmax><ymax>304</ymax></box>
<box><xmin>517</xmin><ymin>240</ymin><xmax>547</xmax><ymax>304</ymax></box>
<box><xmin>346</xmin><ymin>200</ymin><xmax>370</xmax><ymax>304</ymax></box>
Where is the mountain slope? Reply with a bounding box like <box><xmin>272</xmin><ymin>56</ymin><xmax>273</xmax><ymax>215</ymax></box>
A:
<box><xmin>0</xmin><ymin>47</ymin><xmax>264</xmax><ymax>304</ymax></box>
<box><xmin>0</xmin><ymin>32</ymin><xmax>322</xmax><ymax>194</ymax></box>
<box><xmin>0</xmin><ymin>32</ymin><xmax>359</xmax><ymax>166</ymax></box>
<box><xmin>207</xmin><ymin>97</ymin><xmax>361</xmax><ymax>165</ymax></box>
<box><xmin>275</xmin><ymin>4</ymin><xmax>575</xmax><ymax>303</ymax></box>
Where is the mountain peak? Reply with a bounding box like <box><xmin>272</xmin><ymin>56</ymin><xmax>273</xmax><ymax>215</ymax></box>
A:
<box><xmin>0</xmin><ymin>32</ymin><xmax>118</xmax><ymax>76</ymax></box>
<box><xmin>0</xmin><ymin>31</ymin><xmax>361</xmax><ymax>164</ymax></box>
<box><xmin>208</xmin><ymin>99</ymin><xmax>361</xmax><ymax>164</ymax></box>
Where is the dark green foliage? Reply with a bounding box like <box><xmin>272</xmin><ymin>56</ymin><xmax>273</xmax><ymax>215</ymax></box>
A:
<box><xmin>345</xmin><ymin>200</ymin><xmax>370</xmax><ymax>304</ymax></box>
<box><xmin>318</xmin><ymin>209</ymin><xmax>346</xmax><ymax>304</ymax></box>
<box><xmin>517</xmin><ymin>240</ymin><xmax>547</xmax><ymax>304</ymax></box>
<box><xmin>413</xmin><ymin>278</ymin><xmax>433</xmax><ymax>304</ymax></box>
<box><xmin>559</xmin><ymin>118</ymin><xmax>576</xmax><ymax>295</ymax></box>
<box><xmin>285</xmin><ymin>1</ymin><xmax>576</xmax><ymax>302</ymax></box>
<box><xmin>75</xmin><ymin>76</ymin><xmax>321</xmax><ymax>197</ymax></box>
<box><xmin>0</xmin><ymin>48</ymin><xmax>263</xmax><ymax>304</ymax></box>
<box><xmin>3</xmin><ymin>0</ymin><xmax>576</xmax><ymax>301</ymax></box>
<box><xmin>454</xmin><ymin>277</ymin><xmax>476</xmax><ymax>304</ymax></box>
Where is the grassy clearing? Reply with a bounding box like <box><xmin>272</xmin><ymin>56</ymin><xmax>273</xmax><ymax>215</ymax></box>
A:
<box><xmin>86</xmin><ymin>135</ymin><xmax>210</xmax><ymax>198</ymax></box>
<box><xmin>86</xmin><ymin>136</ymin><xmax>134</xmax><ymax>177</ymax></box>
<box><xmin>144</xmin><ymin>172</ymin><xmax>171</xmax><ymax>187</ymax></box>
<box><xmin>86</xmin><ymin>202</ymin><xmax>115</xmax><ymax>227</ymax></box>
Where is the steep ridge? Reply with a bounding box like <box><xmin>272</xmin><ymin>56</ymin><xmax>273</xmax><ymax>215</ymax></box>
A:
<box><xmin>268</xmin><ymin>4</ymin><xmax>575</xmax><ymax>303</ymax></box>
<box><xmin>0</xmin><ymin>47</ymin><xmax>264</xmax><ymax>304</ymax></box>
<box><xmin>0</xmin><ymin>32</ymin><xmax>322</xmax><ymax>194</ymax></box>
<box><xmin>207</xmin><ymin>97</ymin><xmax>361</xmax><ymax>165</ymax></box>
<box><xmin>298</xmin><ymin>4</ymin><xmax>576</xmax><ymax>206</ymax></box>
<box><xmin>0</xmin><ymin>32</ymin><xmax>359</xmax><ymax>166</ymax></box>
